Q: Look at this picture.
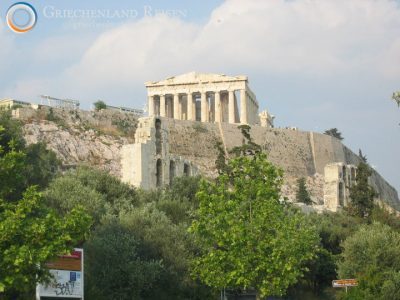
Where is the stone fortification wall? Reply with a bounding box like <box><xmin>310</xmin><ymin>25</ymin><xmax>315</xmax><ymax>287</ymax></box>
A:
<box><xmin>164</xmin><ymin>119</ymin><xmax>399</xmax><ymax>207</ymax></box>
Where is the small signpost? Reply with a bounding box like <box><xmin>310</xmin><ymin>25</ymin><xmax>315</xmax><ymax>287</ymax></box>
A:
<box><xmin>332</xmin><ymin>278</ymin><xmax>358</xmax><ymax>293</ymax></box>
<box><xmin>36</xmin><ymin>248</ymin><xmax>84</xmax><ymax>300</ymax></box>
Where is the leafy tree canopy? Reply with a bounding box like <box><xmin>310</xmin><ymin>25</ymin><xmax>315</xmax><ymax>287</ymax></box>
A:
<box><xmin>0</xmin><ymin>112</ymin><xmax>25</xmax><ymax>153</ymax></box>
<box><xmin>45</xmin><ymin>166</ymin><xmax>139</xmax><ymax>225</ymax></box>
<box><xmin>0</xmin><ymin>111</ymin><xmax>91</xmax><ymax>297</ymax></box>
<box><xmin>0</xmin><ymin>112</ymin><xmax>60</xmax><ymax>202</ymax></box>
<box><xmin>358</xmin><ymin>149</ymin><xmax>368</xmax><ymax>163</ymax></box>
<box><xmin>152</xmin><ymin>175</ymin><xmax>202</xmax><ymax>224</ymax></box>
<box><xmin>324</xmin><ymin>128</ymin><xmax>344</xmax><ymax>140</ymax></box>
<box><xmin>190</xmin><ymin>129</ymin><xmax>319</xmax><ymax>297</ymax></box>
<box><xmin>84</xmin><ymin>221</ymin><xmax>163</xmax><ymax>300</ymax></box>
<box><xmin>296</xmin><ymin>177</ymin><xmax>312</xmax><ymax>205</ymax></box>
<box><xmin>45</xmin><ymin>168</ymin><xmax>212</xmax><ymax>299</ymax></box>
<box><xmin>338</xmin><ymin>223</ymin><xmax>400</xmax><ymax>300</ymax></box>
<box><xmin>0</xmin><ymin>187</ymin><xmax>91</xmax><ymax>296</ymax></box>
<box><xmin>93</xmin><ymin>100</ymin><xmax>107</xmax><ymax>111</ymax></box>
<box><xmin>348</xmin><ymin>162</ymin><xmax>376</xmax><ymax>218</ymax></box>
<box><xmin>393</xmin><ymin>91</ymin><xmax>400</xmax><ymax>107</ymax></box>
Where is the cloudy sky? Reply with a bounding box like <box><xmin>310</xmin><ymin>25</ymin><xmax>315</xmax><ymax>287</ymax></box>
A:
<box><xmin>0</xmin><ymin>0</ymin><xmax>399</xmax><ymax>192</ymax></box>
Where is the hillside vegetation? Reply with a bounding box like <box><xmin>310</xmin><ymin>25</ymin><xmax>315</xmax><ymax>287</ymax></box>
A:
<box><xmin>1</xmin><ymin>110</ymin><xmax>400</xmax><ymax>299</ymax></box>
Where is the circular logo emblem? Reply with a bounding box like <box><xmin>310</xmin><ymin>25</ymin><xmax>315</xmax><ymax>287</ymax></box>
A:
<box><xmin>6</xmin><ymin>2</ymin><xmax>37</xmax><ymax>33</ymax></box>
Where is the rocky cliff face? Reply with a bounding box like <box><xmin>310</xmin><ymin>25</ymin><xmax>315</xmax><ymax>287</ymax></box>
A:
<box><xmin>16</xmin><ymin>106</ymin><xmax>138</xmax><ymax>176</ymax></box>
<box><xmin>23</xmin><ymin>122</ymin><xmax>127</xmax><ymax>176</ymax></box>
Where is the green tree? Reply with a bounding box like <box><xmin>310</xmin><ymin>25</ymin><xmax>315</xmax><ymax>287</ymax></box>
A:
<box><xmin>229</xmin><ymin>124</ymin><xmax>262</xmax><ymax>158</ymax></box>
<box><xmin>358</xmin><ymin>149</ymin><xmax>367</xmax><ymax>163</ymax></box>
<box><xmin>214</xmin><ymin>141</ymin><xmax>229</xmax><ymax>175</ymax></box>
<box><xmin>45</xmin><ymin>167</ymin><xmax>139</xmax><ymax>225</ymax></box>
<box><xmin>0</xmin><ymin>131</ymin><xmax>26</xmax><ymax>202</ymax></box>
<box><xmin>299</xmin><ymin>211</ymin><xmax>362</xmax><ymax>294</ymax></box>
<box><xmin>370</xmin><ymin>205</ymin><xmax>400</xmax><ymax>231</ymax></box>
<box><xmin>309</xmin><ymin>211</ymin><xmax>362</xmax><ymax>256</ymax></box>
<box><xmin>0</xmin><ymin>114</ymin><xmax>28</xmax><ymax>202</ymax></box>
<box><xmin>393</xmin><ymin>91</ymin><xmax>400</xmax><ymax>126</ymax></box>
<box><xmin>338</xmin><ymin>223</ymin><xmax>400</xmax><ymax>300</ymax></box>
<box><xmin>0</xmin><ymin>187</ymin><xmax>91</xmax><ymax>297</ymax></box>
<box><xmin>71</xmin><ymin>166</ymin><xmax>139</xmax><ymax>215</ymax></box>
<box><xmin>0</xmin><ymin>112</ymin><xmax>91</xmax><ymax>297</ymax></box>
<box><xmin>296</xmin><ymin>177</ymin><xmax>312</xmax><ymax>205</ymax></box>
<box><xmin>84</xmin><ymin>203</ymin><xmax>212</xmax><ymax>300</ymax></box>
<box><xmin>84</xmin><ymin>221</ymin><xmax>163</xmax><ymax>300</ymax></box>
<box><xmin>0</xmin><ymin>112</ymin><xmax>60</xmax><ymax>201</ymax></box>
<box><xmin>348</xmin><ymin>162</ymin><xmax>376</xmax><ymax>218</ymax></box>
<box><xmin>45</xmin><ymin>175</ymin><xmax>106</xmax><ymax>225</ymax></box>
<box><xmin>49</xmin><ymin>170</ymin><xmax>212</xmax><ymax>299</ymax></box>
<box><xmin>24</xmin><ymin>142</ymin><xmax>60</xmax><ymax>188</ymax></box>
<box><xmin>120</xmin><ymin>205</ymin><xmax>212</xmax><ymax>299</ymax></box>
<box><xmin>0</xmin><ymin>112</ymin><xmax>25</xmax><ymax>153</ymax></box>
<box><xmin>190</xmin><ymin>150</ymin><xmax>319</xmax><ymax>297</ymax></box>
<box><xmin>93</xmin><ymin>100</ymin><xmax>107</xmax><ymax>111</ymax></box>
<box><xmin>324</xmin><ymin>128</ymin><xmax>344</xmax><ymax>140</ymax></box>
<box><xmin>154</xmin><ymin>176</ymin><xmax>201</xmax><ymax>224</ymax></box>
<box><xmin>392</xmin><ymin>91</ymin><xmax>400</xmax><ymax>107</ymax></box>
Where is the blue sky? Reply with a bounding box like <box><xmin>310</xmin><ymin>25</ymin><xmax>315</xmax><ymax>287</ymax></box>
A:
<box><xmin>0</xmin><ymin>0</ymin><xmax>399</xmax><ymax>193</ymax></box>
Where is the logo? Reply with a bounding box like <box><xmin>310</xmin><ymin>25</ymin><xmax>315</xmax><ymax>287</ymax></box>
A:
<box><xmin>6</xmin><ymin>2</ymin><xmax>37</xmax><ymax>33</ymax></box>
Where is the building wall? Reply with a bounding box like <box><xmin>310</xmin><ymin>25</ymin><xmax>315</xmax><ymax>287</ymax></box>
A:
<box><xmin>121</xmin><ymin>117</ymin><xmax>199</xmax><ymax>189</ymax></box>
<box><xmin>0</xmin><ymin>99</ymin><xmax>31</xmax><ymax>110</ymax></box>
<box><xmin>323</xmin><ymin>163</ymin><xmax>357</xmax><ymax>211</ymax></box>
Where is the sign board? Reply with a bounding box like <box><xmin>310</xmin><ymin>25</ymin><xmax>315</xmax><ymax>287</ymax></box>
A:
<box><xmin>36</xmin><ymin>248</ymin><xmax>84</xmax><ymax>299</ymax></box>
<box><xmin>332</xmin><ymin>279</ymin><xmax>358</xmax><ymax>288</ymax></box>
<box><xmin>45</xmin><ymin>250</ymin><xmax>82</xmax><ymax>271</ymax></box>
<box><xmin>38</xmin><ymin>270</ymin><xmax>83</xmax><ymax>298</ymax></box>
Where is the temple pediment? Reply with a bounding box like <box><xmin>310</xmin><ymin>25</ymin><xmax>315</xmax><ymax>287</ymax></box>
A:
<box><xmin>145</xmin><ymin>72</ymin><xmax>248</xmax><ymax>87</ymax></box>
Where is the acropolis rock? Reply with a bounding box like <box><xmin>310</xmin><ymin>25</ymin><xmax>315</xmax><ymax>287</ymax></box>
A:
<box><xmin>8</xmin><ymin>72</ymin><xmax>399</xmax><ymax>213</ymax></box>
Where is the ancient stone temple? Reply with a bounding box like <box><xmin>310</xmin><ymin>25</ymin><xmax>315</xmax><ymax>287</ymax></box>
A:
<box><xmin>145</xmin><ymin>72</ymin><xmax>260</xmax><ymax>125</ymax></box>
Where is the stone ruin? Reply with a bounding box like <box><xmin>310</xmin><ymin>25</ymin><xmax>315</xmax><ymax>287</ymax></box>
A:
<box><xmin>121</xmin><ymin>116</ymin><xmax>199</xmax><ymax>189</ymax></box>
<box><xmin>323</xmin><ymin>163</ymin><xmax>357</xmax><ymax>212</ymax></box>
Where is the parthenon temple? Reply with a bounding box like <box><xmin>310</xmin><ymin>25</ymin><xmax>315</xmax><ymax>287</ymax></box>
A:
<box><xmin>145</xmin><ymin>72</ymin><xmax>263</xmax><ymax>125</ymax></box>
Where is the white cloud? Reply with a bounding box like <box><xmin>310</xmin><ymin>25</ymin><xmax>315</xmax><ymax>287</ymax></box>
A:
<box><xmin>65</xmin><ymin>16</ymin><xmax>199</xmax><ymax>87</ymax></box>
<box><xmin>199</xmin><ymin>0</ymin><xmax>400</xmax><ymax>75</ymax></box>
<box><xmin>5</xmin><ymin>0</ymin><xmax>400</xmax><ymax>103</ymax></box>
<box><xmin>60</xmin><ymin>0</ymin><xmax>400</xmax><ymax>95</ymax></box>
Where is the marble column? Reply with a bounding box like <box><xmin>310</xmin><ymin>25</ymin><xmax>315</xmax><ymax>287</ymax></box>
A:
<box><xmin>179</xmin><ymin>95</ymin><xmax>184</xmax><ymax>119</ymax></box>
<box><xmin>160</xmin><ymin>94</ymin><xmax>166</xmax><ymax>117</ymax></box>
<box><xmin>228</xmin><ymin>90</ymin><xmax>235</xmax><ymax>124</ymax></box>
<box><xmin>214</xmin><ymin>91</ymin><xmax>221</xmax><ymax>123</ymax></box>
<box><xmin>210</xmin><ymin>94</ymin><xmax>215</xmax><ymax>122</ymax></box>
<box><xmin>240</xmin><ymin>89</ymin><xmax>248</xmax><ymax>124</ymax></box>
<box><xmin>201</xmin><ymin>91</ymin><xmax>208</xmax><ymax>122</ymax></box>
<box><xmin>173</xmin><ymin>94</ymin><xmax>180</xmax><ymax>120</ymax></box>
<box><xmin>148</xmin><ymin>95</ymin><xmax>154</xmax><ymax>116</ymax></box>
<box><xmin>187</xmin><ymin>93</ymin><xmax>194</xmax><ymax>121</ymax></box>
<box><xmin>249</xmin><ymin>97</ymin><xmax>254</xmax><ymax>124</ymax></box>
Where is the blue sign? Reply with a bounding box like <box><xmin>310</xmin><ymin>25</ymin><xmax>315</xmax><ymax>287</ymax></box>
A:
<box><xmin>70</xmin><ymin>271</ymin><xmax>77</xmax><ymax>282</ymax></box>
